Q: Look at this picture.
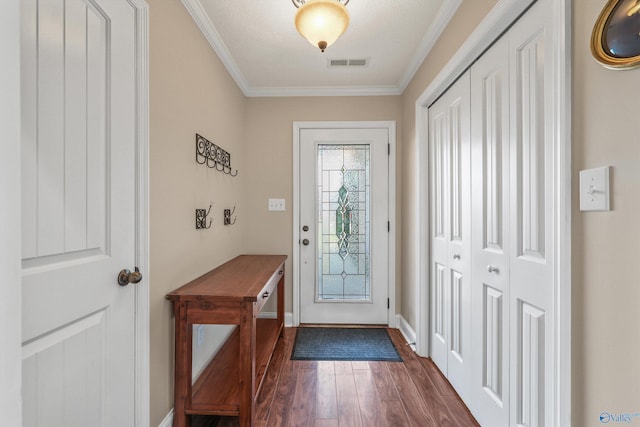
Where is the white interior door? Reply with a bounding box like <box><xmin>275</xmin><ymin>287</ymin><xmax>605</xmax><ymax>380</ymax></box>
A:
<box><xmin>470</xmin><ymin>34</ymin><xmax>511</xmax><ymax>427</ymax></box>
<box><xmin>299</xmin><ymin>127</ymin><xmax>390</xmax><ymax>324</ymax></box>
<box><xmin>429</xmin><ymin>70</ymin><xmax>472</xmax><ymax>402</ymax></box>
<box><xmin>21</xmin><ymin>0</ymin><xmax>139</xmax><ymax>425</ymax></box>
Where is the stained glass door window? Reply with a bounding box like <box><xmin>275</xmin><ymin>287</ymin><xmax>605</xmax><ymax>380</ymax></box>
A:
<box><xmin>316</xmin><ymin>144</ymin><xmax>370</xmax><ymax>301</ymax></box>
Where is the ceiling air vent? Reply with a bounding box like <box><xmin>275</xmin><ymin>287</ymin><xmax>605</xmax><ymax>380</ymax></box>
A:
<box><xmin>328</xmin><ymin>58</ymin><xmax>369</xmax><ymax>68</ymax></box>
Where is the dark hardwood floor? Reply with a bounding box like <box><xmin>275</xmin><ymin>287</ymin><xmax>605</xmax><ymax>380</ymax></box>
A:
<box><xmin>192</xmin><ymin>327</ymin><xmax>479</xmax><ymax>427</ymax></box>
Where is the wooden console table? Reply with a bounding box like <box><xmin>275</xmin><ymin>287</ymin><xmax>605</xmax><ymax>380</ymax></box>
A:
<box><xmin>166</xmin><ymin>255</ymin><xmax>287</xmax><ymax>427</ymax></box>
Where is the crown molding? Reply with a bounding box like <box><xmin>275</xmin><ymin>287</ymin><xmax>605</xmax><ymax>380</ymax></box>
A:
<box><xmin>397</xmin><ymin>0</ymin><xmax>463</xmax><ymax>92</ymax></box>
<box><xmin>181</xmin><ymin>0</ymin><xmax>251</xmax><ymax>95</ymax></box>
<box><xmin>245</xmin><ymin>85</ymin><xmax>402</xmax><ymax>97</ymax></box>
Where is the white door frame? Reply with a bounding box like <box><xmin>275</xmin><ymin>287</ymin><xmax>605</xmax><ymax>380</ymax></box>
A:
<box><xmin>130</xmin><ymin>1</ymin><xmax>151</xmax><ymax>426</ymax></box>
<box><xmin>414</xmin><ymin>0</ymin><xmax>571</xmax><ymax>426</ymax></box>
<box><xmin>293</xmin><ymin>121</ymin><xmax>397</xmax><ymax>327</ymax></box>
<box><xmin>0</xmin><ymin>1</ymin><xmax>23</xmax><ymax>425</ymax></box>
<box><xmin>1</xmin><ymin>1</ymin><xmax>150</xmax><ymax>425</ymax></box>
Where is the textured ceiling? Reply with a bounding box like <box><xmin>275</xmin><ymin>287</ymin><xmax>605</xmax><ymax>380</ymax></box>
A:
<box><xmin>182</xmin><ymin>0</ymin><xmax>460</xmax><ymax>96</ymax></box>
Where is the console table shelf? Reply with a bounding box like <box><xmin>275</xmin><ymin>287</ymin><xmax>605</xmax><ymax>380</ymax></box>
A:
<box><xmin>167</xmin><ymin>255</ymin><xmax>287</xmax><ymax>427</ymax></box>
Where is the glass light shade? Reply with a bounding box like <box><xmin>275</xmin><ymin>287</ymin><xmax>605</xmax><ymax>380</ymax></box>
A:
<box><xmin>295</xmin><ymin>0</ymin><xmax>350</xmax><ymax>52</ymax></box>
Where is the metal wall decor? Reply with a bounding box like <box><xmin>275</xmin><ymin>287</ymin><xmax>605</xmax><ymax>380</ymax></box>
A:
<box><xmin>195</xmin><ymin>204</ymin><xmax>213</xmax><ymax>229</ymax></box>
<box><xmin>195</xmin><ymin>133</ymin><xmax>238</xmax><ymax>176</ymax></box>
<box><xmin>223</xmin><ymin>205</ymin><xmax>237</xmax><ymax>225</ymax></box>
<box><xmin>592</xmin><ymin>0</ymin><xmax>640</xmax><ymax>69</ymax></box>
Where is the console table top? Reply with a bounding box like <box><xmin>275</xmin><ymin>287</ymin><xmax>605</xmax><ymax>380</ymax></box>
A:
<box><xmin>166</xmin><ymin>254</ymin><xmax>287</xmax><ymax>302</ymax></box>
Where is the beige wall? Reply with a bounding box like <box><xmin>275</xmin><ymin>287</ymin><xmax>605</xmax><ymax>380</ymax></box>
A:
<box><xmin>244</xmin><ymin>96</ymin><xmax>402</xmax><ymax>313</ymax></box>
<box><xmin>572</xmin><ymin>2</ymin><xmax>640</xmax><ymax>426</ymax></box>
<box><xmin>148</xmin><ymin>0</ymin><xmax>247</xmax><ymax>424</ymax></box>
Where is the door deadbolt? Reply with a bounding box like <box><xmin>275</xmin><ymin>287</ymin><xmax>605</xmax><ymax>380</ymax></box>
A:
<box><xmin>302</xmin><ymin>238</ymin><xmax>310</xmax><ymax>246</ymax></box>
<box><xmin>302</xmin><ymin>225</ymin><xmax>309</xmax><ymax>232</ymax></box>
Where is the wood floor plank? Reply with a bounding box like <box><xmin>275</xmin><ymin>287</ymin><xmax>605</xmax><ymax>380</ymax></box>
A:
<box><xmin>350</xmin><ymin>361</ymin><xmax>369</xmax><ymax>370</ymax></box>
<box><xmin>316</xmin><ymin>369</ymin><xmax>337</xmax><ymax>419</ymax></box>
<box><xmin>368</xmin><ymin>362</ymin><xmax>401</xmax><ymax>401</ymax></box>
<box><xmin>419</xmin><ymin>356</ymin><xmax>458</xmax><ymax>397</ymax></box>
<box><xmin>442</xmin><ymin>396</ymin><xmax>481</xmax><ymax>427</ymax></box>
<box><xmin>255</xmin><ymin>330</ymin><xmax>289</xmax><ymax>422</ymax></box>
<box><xmin>294</xmin><ymin>360</ymin><xmax>318</xmax><ymax>370</ymax></box>
<box><xmin>387</xmin><ymin>362</ymin><xmax>437</xmax><ymax>427</ymax></box>
<box><xmin>265</xmin><ymin>330</ymin><xmax>297</xmax><ymax>427</ymax></box>
<box><xmin>287</xmin><ymin>369</ymin><xmax>317</xmax><ymax>427</ymax></box>
<box><xmin>353</xmin><ymin>369</ymin><xmax>387</xmax><ymax>427</ymax></box>
<box><xmin>335</xmin><ymin>373</ymin><xmax>363</xmax><ymax>427</ymax></box>
<box><xmin>333</xmin><ymin>361</ymin><xmax>352</xmax><ymax>375</ymax></box>
<box><xmin>314</xmin><ymin>419</ymin><xmax>339</xmax><ymax>427</ymax></box>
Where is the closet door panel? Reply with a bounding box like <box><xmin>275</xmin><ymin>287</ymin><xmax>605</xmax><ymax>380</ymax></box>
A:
<box><xmin>508</xmin><ymin>1</ymin><xmax>555</xmax><ymax>426</ymax></box>
<box><xmin>445</xmin><ymin>72</ymin><xmax>471</xmax><ymax>402</ymax></box>
<box><xmin>428</xmin><ymin>71</ymin><xmax>471</xmax><ymax>403</ymax></box>
<box><xmin>470</xmin><ymin>34</ymin><xmax>511</xmax><ymax>427</ymax></box>
<box><xmin>429</xmin><ymin>94</ymin><xmax>450</xmax><ymax>375</ymax></box>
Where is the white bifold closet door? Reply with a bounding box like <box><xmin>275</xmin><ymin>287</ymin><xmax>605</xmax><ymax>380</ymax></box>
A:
<box><xmin>428</xmin><ymin>0</ymin><xmax>556</xmax><ymax>426</ymax></box>
<box><xmin>469</xmin><ymin>1</ymin><xmax>555</xmax><ymax>426</ymax></box>
<box><xmin>429</xmin><ymin>71</ymin><xmax>472</xmax><ymax>403</ymax></box>
<box><xmin>506</xmin><ymin>2</ymin><xmax>555</xmax><ymax>426</ymax></box>
<box><xmin>469</xmin><ymin>33</ymin><xmax>512</xmax><ymax>427</ymax></box>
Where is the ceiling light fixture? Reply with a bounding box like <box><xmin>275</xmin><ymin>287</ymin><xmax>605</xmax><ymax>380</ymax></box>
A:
<box><xmin>292</xmin><ymin>0</ymin><xmax>350</xmax><ymax>53</ymax></box>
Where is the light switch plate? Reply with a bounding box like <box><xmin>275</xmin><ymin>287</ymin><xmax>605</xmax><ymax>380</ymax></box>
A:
<box><xmin>579</xmin><ymin>166</ymin><xmax>610</xmax><ymax>211</ymax></box>
<box><xmin>268</xmin><ymin>198</ymin><xmax>285</xmax><ymax>211</ymax></box>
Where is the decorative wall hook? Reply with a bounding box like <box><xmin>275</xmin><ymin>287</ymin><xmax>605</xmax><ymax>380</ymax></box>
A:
<box><xmin>195</xmin><ymin>133</ymin><xmax>238</xmax><ymax>177</ymax></box>
<box><xmin>196</xmin><ymin>204</ymin><xmax>213</xmax><ymax>229</ymax></box>
<box><xmin>223</xmin><ymin>205</ymin><xmax>237</xmax><ymax>226</ymax></box>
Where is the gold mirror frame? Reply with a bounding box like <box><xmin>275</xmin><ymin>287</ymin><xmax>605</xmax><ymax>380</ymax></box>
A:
<box><xmin>591</xmin><ymin>0</ymin><xmax>640</xmax><ymax>69</ymax></box>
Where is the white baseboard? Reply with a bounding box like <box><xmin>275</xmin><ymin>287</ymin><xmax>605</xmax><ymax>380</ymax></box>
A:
<box><xmin>396</xmin><ymin>314</ymin><xmax>417</xmax><ymax>352</ymax></box>
<box><xmin>258</xmin><ymin>311</ymin><xmax>294</xmax><ymax>327</ymax></box>
<box><xmin>158</xmin><ymin>409</ymin><xmax>173</xmax><ymax>427</ymax></box>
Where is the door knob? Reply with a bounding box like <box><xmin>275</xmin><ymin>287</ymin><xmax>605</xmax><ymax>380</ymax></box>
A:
<box><xmin>118</xmin><ymin>267</ymin><xmax>143</xmax><ymax>286</ymax></box>
<box><xmin>453</xmin><ymin>254</ymin><xmax>461</xmax><ymax>260</ymax></box>
<box><xmin>487</xmin><ymin>265</ymin><xmax>499</xmax><ymax>274</ymax></box>
<box><xmin>302</xmin><ymin>238</ymin><xmax>310</xmax><ymax>246</ymax></box>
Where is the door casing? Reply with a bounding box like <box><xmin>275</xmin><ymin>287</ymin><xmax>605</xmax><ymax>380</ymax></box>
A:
<box><xmin>293</xmin><ymin>121</ymin><xmax>397</xmax><ymax>327</ymax></box>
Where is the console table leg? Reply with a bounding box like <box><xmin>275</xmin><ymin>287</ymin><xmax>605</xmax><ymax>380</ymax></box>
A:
<box><xmin>238</xmin><ymin>302</ymin><xmax>256</xmax><ymax>427</ymax></box>
<box><xmin>173</xmin><ymin>302</ymin><xmax>192</xmax><ymax>427</ymax></box>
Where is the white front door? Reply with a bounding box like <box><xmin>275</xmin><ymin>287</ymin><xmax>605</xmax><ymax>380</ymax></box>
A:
<box><xmin>298</xmin><ymin>127</ymin><xmax>390</xmax><ymax>324</ymax></box>
<box><xmin>21</xmin><ymin>0</ymin><xmax>139</xmax><ymax>425</ymax></box>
